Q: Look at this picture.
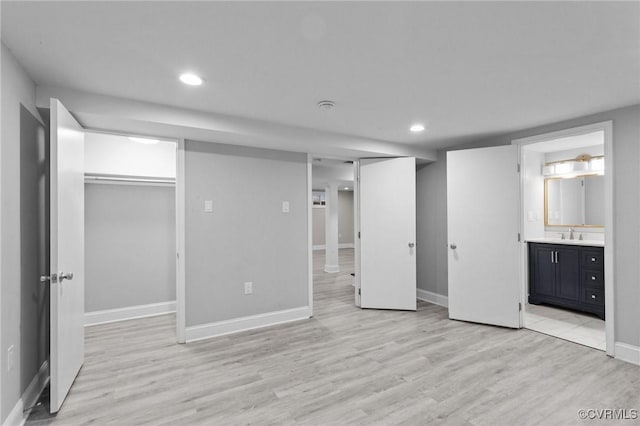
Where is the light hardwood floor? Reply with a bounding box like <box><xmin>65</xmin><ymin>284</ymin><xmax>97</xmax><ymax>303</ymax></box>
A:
<box><xmin>28</xmin><ymin>248</ymin><xmax>639</xmax><ymax>425</ymax></box>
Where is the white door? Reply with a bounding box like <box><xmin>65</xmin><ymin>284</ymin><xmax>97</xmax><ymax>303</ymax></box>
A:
<box><xmin>49</xmin><ymin>99</ymin><xmax>85</xmax><ymax>413</ymax></box>
<box><xmin>447</xmin><ymin>145</ymin><xmax>521</xmax><ymax>328</ymax></box>
<box><xmin>359</xmin><ymin>157</ymin><xmax>416</xmax><ymax>311</ymax></box>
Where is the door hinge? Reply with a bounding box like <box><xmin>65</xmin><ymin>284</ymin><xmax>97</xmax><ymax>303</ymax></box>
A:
<box><xmin>358</xmin><ymin>231</ymin><xmax>361</xmax><ymax>239</ymax></box>
<box><xmin>519</xmin><ymin>302</ymin><xmax>522</xmax><ymax>311</ymax></box>
<box><xmin>358</xmin><ymin>288</ymin><xmax>361</xmax><ymax>295</ymax></box>
<box><xmin>517</xmin><ymin>233</ymin><xmax>521</xmax><ymax>242</ymax></box>
<box><xmin>517</xmin><ymin>163</ymin><xmax>521</xmax><ymax>173</ymax></box>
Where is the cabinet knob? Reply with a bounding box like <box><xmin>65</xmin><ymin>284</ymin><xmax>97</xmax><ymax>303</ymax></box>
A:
<box><xmin>591</xmin><ymin>276</ymin><xmax>596</xmax><ymax>280</ymax></box>
<box><xmin>449</xmin><ymin>243</ymin><xmax>457</xmax><ymax>250</ymax></box>
<box><xmin>591</xmin><ymin>257</ymin><xmax>596</xmax><ymax>262</ymax></box>
<box><xmin>591</xmin><ymin>294</ymin><xmax>597</xmax><ymax>299</ymax></box>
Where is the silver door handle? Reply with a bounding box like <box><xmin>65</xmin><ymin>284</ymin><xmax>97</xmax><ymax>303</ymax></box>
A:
<box><xmin>555</xmin><ymin>251</ymin><xmax>558</xmax><ymax>263</ymax></box>
<box><xmin>59</xmin><ymin>272</ymin><xmax>74</xmax><ymax>282</ymax></box>
<box><xmin>40</xmin><ymin>273</ymin><xmax>58</xmax><ymax>284</ymax></box>
<box><xmin>408</xmin><ymin>243</ymin><xmax>415</xmax><ymax>248</ymax></box>
<box><xmin>551</xmin><ymin>252</ymin><xmax>554</xmax><ymax>263</ymax></box>
<box><xmin>449</xmin><ymin>243</ymin><xmax>457</xmax><ymax>250</ymax></box>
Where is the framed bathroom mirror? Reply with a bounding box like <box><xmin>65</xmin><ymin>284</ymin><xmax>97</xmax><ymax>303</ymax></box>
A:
<box><xmin>545</xmin><ymin>174</ymin><xmax>604</xmax><ymax>227</ymax></box>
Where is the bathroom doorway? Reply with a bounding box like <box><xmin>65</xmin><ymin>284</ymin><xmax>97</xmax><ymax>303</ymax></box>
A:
<box><xmin>514</xmin><ymin>121</ymin><xmax>613</xmax><ymax>353</ymax></box>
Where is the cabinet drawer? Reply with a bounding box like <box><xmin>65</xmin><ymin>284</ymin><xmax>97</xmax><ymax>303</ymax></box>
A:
<box><xmin>582</xmin><ymin>250</ymin><xmax>604</xmax><ymax>270</ymax></box>
<box><xmin>582</xmin><ymin>270</ymin><xmax>604</xmax><ymax>289</ymax></box>
<box><xmin>583</xmin><ymin>288</ymin><xmax>604</xmax><ymax>306</ymax></box>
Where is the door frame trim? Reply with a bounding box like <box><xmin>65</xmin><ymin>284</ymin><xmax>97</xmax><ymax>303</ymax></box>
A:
<box><xmin>306</xmin><ymin>154</ymin><xmax>314</xmax><ymax>317</ymax></box>
<box><xmin>512</xmin><ymin>120</ymin><xmax>614</xmax><ymax>356</ymax></box>
<box><xmin>176</xmin><ymin>138</ymin><xmax>186</xmax><ymax>343</ymax></box>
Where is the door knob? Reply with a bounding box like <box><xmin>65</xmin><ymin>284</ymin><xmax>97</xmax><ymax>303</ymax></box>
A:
<box><xmin>40</xmin><ymin>274</ymin><xmax>57</xmax><ymax>284</ymax></box>
<box><xmin>59</xmin><ymin>272</ymin><xmax>74</xmax><ymax>282</ymax></box>
<box><xmin>408</xmin><ymin>243</ymin><xmax>415</xmax><ymax>248</ymax></box>
<box><xmin>450</xmin><ymin>243</ymin><xmax>457</xmax><ymax>250</ymax></box>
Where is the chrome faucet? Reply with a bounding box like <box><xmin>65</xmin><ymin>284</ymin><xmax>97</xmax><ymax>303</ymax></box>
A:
<box><xmin>569</xmin><ymin>227</ymin><xmax>575</xmax><ymax>240</ymax></box>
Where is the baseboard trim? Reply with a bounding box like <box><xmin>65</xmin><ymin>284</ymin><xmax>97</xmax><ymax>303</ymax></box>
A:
<box><xmin>85</xmin><ymin>301</ymin><xmax>176</xmax><ymax>326</ymax></box>
<box><xmin>615</xmin><ymin>342</ymin><xmax>640</xmax><ymax>366</ymax></box>
<box><xmin>3</xmin><ymin>361</ymin><xmax>49</xmax><ymax>426</ymax></box>
<box><xmin>416</xmin><ymin>289</ymin><xmax>449</xmax><ymax>308</ymax></box>
<box><xmin>185</xmin><ymin>306</ymin><xmax>311</xmax><ymax>343</ymax></box>
<box><xmin>313</xmin><ymin>243</ymin><xmax>354</xmax><ymax>251</ymax></box>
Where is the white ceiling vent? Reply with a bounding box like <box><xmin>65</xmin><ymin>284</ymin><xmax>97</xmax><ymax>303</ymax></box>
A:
<box><xmin>317</xmin><ymin>100</ymin><xmax>335</xmax><ymax>111</ymax></box>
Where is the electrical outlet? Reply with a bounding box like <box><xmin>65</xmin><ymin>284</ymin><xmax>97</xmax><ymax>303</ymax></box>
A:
<box><xmin>282</xmin><ymin>201</ymin><xmax>290</xmax><ymax>213</ymax></box>
<box><xmin>204</xmin><ymin>200</ymin><xmax>213</xmax><ymax>213</ymax></box>
<box><xmin>244</xmin><ymin>282</ymin><xmax>253</xmax><ymax>295</ymax></box>
<box><xmin>7</xmin><ymin>345</ymin><xmax>14</xmax><ymax>372</ymax></box>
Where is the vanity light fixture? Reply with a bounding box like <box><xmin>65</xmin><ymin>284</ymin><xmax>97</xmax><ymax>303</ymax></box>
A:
<box><xmin>543</xmin><ymin>155</ymin><xmax>605</xmax><ymax>177</ymax></box>
<box><xmin>179</xmin><ymin>73</ymin><xmax>204</xmax><ymax>86</ymax></box>
<box><xmin>410</xmin><ymin>124</ymin><xmax>425</xmax><ymax>133</ymax></box>
<box><xmin>590</xmin><ymin>157</ymin><xmax>605</xmax><ymax>173</ymax></box>
<box><xmin>129</xmin><ymin>136</ymin><xmax>160</xmax><ymax>145</ymax></box>
<box><xmin>553</xmin><ymin>162</ymin><xmax>573</xmax><ymax>175</ymax></box>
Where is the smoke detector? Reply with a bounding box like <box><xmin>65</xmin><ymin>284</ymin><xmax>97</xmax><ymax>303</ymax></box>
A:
<box><xmin>317</xmin><ymin>100</ymin><xmax>335</xmax><ymax>111</ymax></box>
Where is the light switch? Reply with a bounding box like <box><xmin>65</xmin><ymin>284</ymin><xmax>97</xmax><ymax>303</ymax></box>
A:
<box><xmin>282</xmin><ymin>201</ymin><xmax>290</xmax><ymax>213</ymax></box>
<box><xmin>204</xmin><ymin>200</ymin><xmax>213</xmax><ymax>213</ymax></box>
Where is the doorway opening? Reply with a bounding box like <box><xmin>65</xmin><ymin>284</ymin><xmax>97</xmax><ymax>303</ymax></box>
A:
<box><xmin>514</xmin><ymin>122</ymin><xmax>613</xmax><ymax>353</ymax></box>
<box><xmin>82</xmin><ymin>131</ymin><xmax>178</xmax><ymax>329</ymax></box>
<box><xmin>310</xmin><ymin>157</ymin><xmax>357</xmax><ymax>313</ymax></box>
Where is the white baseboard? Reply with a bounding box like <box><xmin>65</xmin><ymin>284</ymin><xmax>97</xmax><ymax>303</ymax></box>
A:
<box><xmin>615</xmin><ymin>342</ymin><xmax>640</xmax><ymax>366</ymax></box>
<box><xmin>185</xmin><ymin>306</ymin><xmax>311</xmax><ymax>343</ymax></box>
<box><xmin>85</xmin><ymin>301</ymin><xmax>176</xmax><ymax>326</ymax></box>
<box><xmin>416</xmin><ymin>288</ymin><xmax>449</xmax><ymax>308</ymax></box>
<box><xmin>3</xmin><ymin>361</ymin><xmax>49</xmax><ymax>426</ymax></box>
<box><xmin>313</xmin><ymin>243</ymin><xmax>354</xmax><ymax>251</ymax></box>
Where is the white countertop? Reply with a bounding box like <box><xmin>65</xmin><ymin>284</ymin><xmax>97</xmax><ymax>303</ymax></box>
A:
<box><xmin>526</xmin><ymin>237</ymin><xmax>604</xmax><ymax>247</ymax></box>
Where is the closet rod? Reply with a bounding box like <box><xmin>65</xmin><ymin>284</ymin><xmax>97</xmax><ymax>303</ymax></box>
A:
<box><xmin>84</xmin><ymin>174</ymin><xmax>176</xmax><ymax>185</ymax></box>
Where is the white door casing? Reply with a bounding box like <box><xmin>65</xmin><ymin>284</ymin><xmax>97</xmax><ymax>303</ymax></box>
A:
<box><xmin>447</xmin><ymin>145</ymin><xmax>521</xmax><ymax>328</ymax></box>
<box><xmin>49</xmin><ymin>99</ymin><xmax>85</xmax><ymax>413</ymax></box>
<box><xmin>359</xmin><ymin>157</ymin><xmax>417</xmax><ymax>311</ymax></box>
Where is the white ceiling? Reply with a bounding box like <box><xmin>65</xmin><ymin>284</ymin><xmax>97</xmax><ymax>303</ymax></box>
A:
<box><xmin>2</xmin><ymin>1</ymin><xmax>639</xmax><ymax>150</ymax></box>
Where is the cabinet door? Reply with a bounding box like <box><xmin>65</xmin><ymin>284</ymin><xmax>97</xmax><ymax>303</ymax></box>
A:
<box><xmin>556</xmin><ymin>246</ymin><xmax>581</xmax><ymax>301</ymax></box>
<box><xmin>531</xmin><ymin>244</ymin><xmax>556</xmax><ymax>297</ymax></box>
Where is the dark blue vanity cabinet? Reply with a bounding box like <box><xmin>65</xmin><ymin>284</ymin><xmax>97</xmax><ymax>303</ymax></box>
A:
<box><xmin>528</xmin><ymin>242</ymin><xmax>605</xmax><ymax>319</ymax></box>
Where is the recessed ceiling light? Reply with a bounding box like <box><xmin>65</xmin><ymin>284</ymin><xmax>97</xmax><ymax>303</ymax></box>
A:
<box><xmin>410</xmin><ymin>124</ymin><xmax>425</xmax><ymax>133</ymax></box>
<box><xmin>129</xmin><ymin>136</ymin><xmax>159</xmax><ymax>145</ymax></box>
<box><xmin>344</xmin><ymin>187</ymin><xmax>349</xmax><ymax>190</ymax></box>
<box><xmin>179</xmin><ymin>73</ymin><xmax>203</xmax><ymax>86</ymax></box>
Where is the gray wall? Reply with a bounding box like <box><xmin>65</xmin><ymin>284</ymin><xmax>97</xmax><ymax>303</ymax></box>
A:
<box><xmin>338</xmin><ymin>191</ymin><xmax>354</xmax><ymax>245</ymax></box>
<box><xmin>416</xmin><ymin>104</ymin><xmax>640</xmax><ymax>348</ymax></box>
<box><xmin>85</xmin><ymin>184</ymin><xmax>176</xmax><ymax>312</ymax></box>
<box><xmin>185</xmin><ymin>141</ymin><xmax>308</xmax><ymax>327</ymax></box>
<box><xmin>312</xmin><ymin>191</ymin><xmax>354</xmax><ymax>247</ymax></box>
<box><xmin>312</xmin><ymin>208</ymin><xmax>325</xmax><ymax>246</ymax></box>
<box><xmin>416</xmin><ymin>150</ymin><xmax>448</xmax><ymax>297</ymax></box>
<box><xmin>1</xmin><ymin>43</ymin><xmax>48</xmax><ymax>423</ymax></box>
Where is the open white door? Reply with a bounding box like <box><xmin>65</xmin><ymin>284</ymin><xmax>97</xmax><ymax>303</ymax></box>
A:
<box><xmin>447</xmin><ymin>146</ymin><xmax>520</xmax><ymax>328</ymax></box>
<box><xmin>359</xmin><ymin>157</ymin><xmax>416</xmax><ymax>311</ymax></box>
<box><xmin>49</xmin><ymin>99</ymin><xmax>85</xmax><ymax>413</ymax></box>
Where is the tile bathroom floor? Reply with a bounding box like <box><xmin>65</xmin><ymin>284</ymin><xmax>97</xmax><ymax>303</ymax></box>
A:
<box><xmin>525</xmin><ymin>303</ymin><xmax>605</xmax><ymax>350</ymax></box>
